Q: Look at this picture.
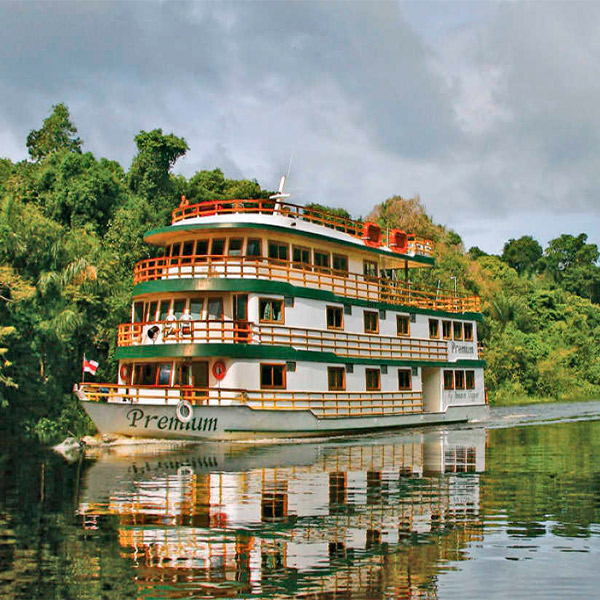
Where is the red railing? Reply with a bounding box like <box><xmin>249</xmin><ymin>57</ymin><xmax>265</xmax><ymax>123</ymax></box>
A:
<box><xmin>117</xmin><ymin>319</ymin><xmax>456</xmax><ymax>361</ymax></box>
<box><xmin>171</xmin><ymin>198</ymin><xmax>434</xmax><ymax>257</ymax></box>
<box><xmin>133</xmin><ymin>255</ymin><xmax>481</xmax><ymax>314</ymax></box>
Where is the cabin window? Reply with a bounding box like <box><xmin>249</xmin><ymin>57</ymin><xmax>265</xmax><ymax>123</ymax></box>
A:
<box><xmin>175</xmin><ymin>363</ymin><xmax>192</xmax><ymax>386</ymax></box>
<box><xmin>292</xmin><ymin>246</ymin><xmax>311</xmax><ymax>270</ymax></box>
<box><xmin>453</xmin><ymin>322</ymin><xmax>463</xmax><ymax>340</ymax></box>
<box><xmin>189</xmin><ymin>298</ymin><xmax>204</xmax><ymax>320</ymax></box>
<box><xmin>211</xmin><ymin>238</ymin><xmax>225</xmax><ymax>257</ymax></box>
<box><xmin>314</xmin><ymin>250</ymin><xmax>330</xmax><ymax>273</ymax></box>
<box><xmin>147</xmin><ymin>301</ymin><xmax>158</xmax><ymax>322</ymax></box>
<box><xmin>157</xmin><ymin>363</ymin><xmax>172</xmax><ymax>386</ymax></box>
<box><xmin>455</xmin><ymin>370</ymin><xmax>465</xmax><ymax>389</ymax></box>
<box><xmin>247</xmin><ymin>238</ymin><xmax>262</xmax><ymax>257</ymax></box>
<box><xmin>396</xmin><ymin>315</ymin><xmax>410</xmax><ymax>336</ymax></box>
<box><xmin>442</xmin><ymin>320</ymin><xmax>452</xmax><ymax>340</ymax></box>
<box><xmin>173</xmin><ymin>299</ymin><xmax>186</xmax><ymax>319</ymax></box>
<box><xmin>170</xmin><ymin>242</ymin><xmax>181</xmax><ymax>259</ymax></box>
<box><xmin>229</xmin><ymin>238</ymin><xmax>243</xmax><ymax>256</ymax></box>
<box><xmin>332</xmin><ymin>254</ymin><xmax>348</xmax><ymax>274</ymax></box>
<box><xmin>328</xmin><ymin>367</ymin><xmax>346</xmax><ymax>391</ymax></box>
<box><xmin>398</xmin><ymin>369</ymin><xmax>411</xmax><ymax>390</ymax></box>
<box><xmin>429</xmin><ymin>319</ymin><xmax>439</xmax><ymax>338</ymax></box>
<box><xmin>196</xmin><ymin>239</ymin><xmax>209</xmax><ymax>261</ymax></box>
<box><xmin>443</xmin><ymin>370</ymin><xmax>454</xmax><ymax>390</ymax></box>
<box><xmin>268</xmin><ymin>241</ymin><xmax>288</xmax><ymax>263</ymax></box>
<box><xmin>259</xmin><ymin>298</ymin><xmax>284</xmax><ymax>323</ymax></box>
<box><xmin>207</xmin><ymin>297</ymin><xmax>224</xmax><ymax>320</ymax></box>
<box><xmin>364</xmin><ymin>310</ymin><xmax>379</xmax><ymax>334</ymax></box>
<box><xmin>260</xmin><ymin>364</ymin><xmax>286</xmax><ymax>389</ymax></box>
<box><xmin>327</xmin><ymin>306</ymin><xmax>344</xmax><ymax>330</ymax></box>
<box><xmin>466</xmin><ymin>370</ymin><xmax>475</xmax><ymax>389</ymax></box>
<box><xmin>135</xmin><ymin>364</ymin><xmax>157</xmax><ymax>386</ymax></box>
<box><xmin>363</xmin><ymin>260</ymin><xmax>378</xmax><ymax>279</ymax></box>
<box><xmin>133</xmin><ymin>302</ymin><xmax>144</xmax><ymax>323</ymax></box>
<box><xmin>365</xmin><ymin>368</ymin><xmax>381</xmax><ymax>391</ymax></box>
<box><xmin>159</xmin><ymin>300</ymin><xmax>171</xmax><ymax>321</ymax></box>
<box><xmin>181</xmin><ymin>241</ymin><xmax>195</xmax><ymax>264</ymax></box>
<box><xmin>464</xmin><ymin>323</ymin><xmax>473</xmax><ymax>341</ymax></box>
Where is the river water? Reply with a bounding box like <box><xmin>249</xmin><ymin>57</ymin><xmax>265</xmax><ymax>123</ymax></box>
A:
<box><xmin>2</xmin><ymin>401</ymin><xmax>600</xmax><ymax>599</ymax></box>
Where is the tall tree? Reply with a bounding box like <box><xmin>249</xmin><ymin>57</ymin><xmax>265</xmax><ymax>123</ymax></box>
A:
<box><xmin>502</xmin><ymin>235</ymin><xmax>543</xmax><ymax>274</ymax></box>
<box><xmin>26</xmin><ymin>103</ymin><xmax>83</xmax><ymax>161</ymax></box>
<box><xmin>127</xmin><ymin>129</ymin><xmax>188</xmax><ymax>211</ymax></box>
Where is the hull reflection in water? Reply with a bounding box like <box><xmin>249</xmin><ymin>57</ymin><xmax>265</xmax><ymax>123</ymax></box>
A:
<box><xmin>78</xmin><ymin>429</ymin><xmax>486</xmax><ymax>599</ymax></box>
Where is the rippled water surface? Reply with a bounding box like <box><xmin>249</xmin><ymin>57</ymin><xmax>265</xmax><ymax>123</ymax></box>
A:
<box><xmin>2</xmin><ymin>401</ymin><xmax>600</xmax><ymax>599</ymax></box>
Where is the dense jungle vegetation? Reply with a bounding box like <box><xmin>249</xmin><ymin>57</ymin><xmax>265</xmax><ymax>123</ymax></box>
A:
<box><xmin>1</xmin><ymin>104</ymin><xmax>600</xmax><ymax>442</ymax></box>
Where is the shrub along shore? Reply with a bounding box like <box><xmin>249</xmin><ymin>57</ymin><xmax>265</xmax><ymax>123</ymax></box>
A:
<box><xmin>2</xmin><ymin>105</ymin><xmax>600</xmax><ymax>442</ymax></box>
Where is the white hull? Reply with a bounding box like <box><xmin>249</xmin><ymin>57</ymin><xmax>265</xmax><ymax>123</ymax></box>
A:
<box><xmin>81</xmin><ymin>398</ymin><xmax>489</xmax><ymax>441</ymax></box>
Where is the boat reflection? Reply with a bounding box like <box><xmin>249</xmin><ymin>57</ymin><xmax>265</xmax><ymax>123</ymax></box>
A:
<box><xmin>77</xmin><ymin>428</ymin><xmax>486</xmax><ymax>599</ymax></box>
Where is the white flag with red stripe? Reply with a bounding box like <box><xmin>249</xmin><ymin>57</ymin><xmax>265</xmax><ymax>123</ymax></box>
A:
<box><xmin>83</xmin><ymin>356</ymin><xmax>99</xmax><ymax>375</ymax></box>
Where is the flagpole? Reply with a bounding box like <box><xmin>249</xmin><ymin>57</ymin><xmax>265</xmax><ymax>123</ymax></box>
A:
<box><xmin>82</xmin><ymin>353</ymin><xmax>86</xmax><ymax>384</ymax></box>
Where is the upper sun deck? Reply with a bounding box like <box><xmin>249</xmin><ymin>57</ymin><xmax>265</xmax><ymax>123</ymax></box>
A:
<box><xmin>156</xmin><ymin>198</ymin><xmax>435</xmax><ymax>264</ymax></box>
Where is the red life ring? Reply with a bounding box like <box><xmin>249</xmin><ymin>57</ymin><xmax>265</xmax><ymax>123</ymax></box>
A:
<box><xmin>362</xmin><ymin>222</ymin><xmax>382</xmax><ymax>247</ymax></box>
<box><xmin>119</xmin><ymin>364</ymin><xmax>131</xmax><ymax>383</ymax></box>
<box><xmin>212</xmin><ymin>360</ymin><xmax>226</xmax><ymax>380</ymax></box>
<box><xmin>214</xmin><ymin>512</ymin><xmax>227</xmax><ymax>528</ymax></box>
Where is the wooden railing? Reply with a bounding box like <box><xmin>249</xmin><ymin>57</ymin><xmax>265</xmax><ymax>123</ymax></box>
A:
<box><xmin>133</xmin><ymin>255</ymin><xmax>481</xmax><ymax>314</ymax></box>
<box><xmin>171</xmin><ymin>198</ymin><xmax>434</xmax><ymax>257</ymax></box>
<box><xmin>117</xmin><ymin>319</ymin><xmax>451</xmax><ymax>361</ymax></box>
<box><xmin>80</xmin><ymin>383</ymin><xmax>423</xmax><ymax>418</ymax></box>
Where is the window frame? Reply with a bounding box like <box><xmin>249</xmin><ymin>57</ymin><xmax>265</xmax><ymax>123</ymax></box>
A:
<box><xmin>443</xmin><ymin>370</ymin><xmax>454</xmax><ymax>390</ymax></box>
<box><xmin>207</xmin><ymin>297</ymin><xmax>224</xmax><ymax>320</ymax></box>
<box><xmin>259</xmin><ymin>298</ymin><xmax>284</xmax><ymax>324</ymax></box>
<box><xmin>455</xmin><ymin>370</ymin><xmax>465</xmax><ymax>389</ymax></box>
<box><xmin>363</xmin><ymin>259</ymin><xmax>379</xmax><ymax>279</ymax></box>
<box><xmin>453</xmin><ymin>321</ymin><xmax>463</xmax><ymax>341</ymax></box>
<box><xmin>398</xmin><ymin>369</ymin><xmax>412</xmax><ymax>390</ymax></box>
<box><xmin>364</xmin><ymin>310</ymin><xmax>379</xmax><ymax>334</ymax></box>
<box><xmin>332</xmin><ymin>253</ymin><xmax>349</xmax><ymax>275</ymax></box>
<box><xmin>465</xmin><ymin>370</ymin><xmax>475</xmax><ymax>390</ymax></box>
<box><xmin>314</xmin><ymin>250</ymin><xmax>331</xmax><ymax>273</ymax></box>
<box><xmin>464</xmin><ymin>322</ymin><xmax>474</xmax><ymax>342</ymax></box>
<box><xmin>442</xmin><ymin>320</ymin><xmax>452</xmax><ymax>340</ymax></box>
<box><xmin>326</xmin><ymin>306</ymin><xmax>344</xmax><ymax>330</ymax></box>
<box><xmin>396</xmin><ymin>315</ymin><xmax>410</xmax><ymax>336</ymax></box>
<box><xmin>365</xmin><ymin>368</ymin><xmax>381</xmax><ymax>391</ymax></box>
<box><xmin>268</xmin><ymin>240</ymin><xmax>288</xmax><ymax>263</ymax></box>
<box><xmin>228</xmin><ymin>237</ymin><xmax>244</xmax><ymax>256</ymax></box>
<box><xmin>292</xmin><ymin>245</ymin><xmax>312</xmax><ymax>270</ymax></box>
<box><xmin>328</xmin><ymin>367</ymin><xmax>346</xmax><ymax>391</ymax></box>
<box><xmin>247</xmin><ymin>238</ymin><xmax>262</xmax><ymax>258</ymax></box>
<box><xmin>260</xmin><ymin>363</ymin><xmax>286</xmax><ymax>389</ymax></box>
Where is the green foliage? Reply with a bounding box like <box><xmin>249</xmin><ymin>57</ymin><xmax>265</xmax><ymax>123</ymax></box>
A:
<box><xmin>127</xmin><ymin>128</ymin><xmax>189</xmax><ymax>212</ymax></box>
<box><xmin>26</xmin><ymin>103</ymin><xmax>82</xmax><ymax>161</ymax></box>
<box><xmin>502</xmin><ymin>235</ymin><xmax>543</xmax><ymax>274</ymax></box>
<box><xmin>186</xmin><ymin>168</ymin><xmax>269</xmax><ymax>202</ymax></box>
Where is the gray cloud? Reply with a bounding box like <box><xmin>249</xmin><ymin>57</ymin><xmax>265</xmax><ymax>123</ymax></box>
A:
<box><xmin>1</xmin><ymin>1</ymin><xmax>600</xmax><ymax>253</ymax></box>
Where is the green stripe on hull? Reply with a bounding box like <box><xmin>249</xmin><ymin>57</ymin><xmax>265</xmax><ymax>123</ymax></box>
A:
<box><xmin>133</xmin><ymin>278</ymin><xmax>482</xmax><ymax>321</ymax></box>
<box><xmin>115</xmin><ymin>342</ymin><xmax>486</xmax><ymax>369</ymax></box>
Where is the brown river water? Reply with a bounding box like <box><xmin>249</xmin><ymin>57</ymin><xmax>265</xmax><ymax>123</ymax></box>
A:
<box><xmin>1</xmin><ymin>401</ymin><xmax>600</xmax><ymax>599</ymax></box>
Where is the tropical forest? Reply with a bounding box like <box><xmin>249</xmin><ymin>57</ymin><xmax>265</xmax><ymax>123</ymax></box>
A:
<box><xmin>2</xmin><ymin>104</ymin><xmax>600</xmax><ymax>442</ymax></box>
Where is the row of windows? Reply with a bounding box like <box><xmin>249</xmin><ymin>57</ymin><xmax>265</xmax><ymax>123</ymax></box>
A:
<box><xmin>166</xmin><ymin>237</ymin><xmax>351</xmax><ymax>274</ymax></box>
<box><xmin>262</xmin><ymin>364</ymin><xmax>414</xmax><ymax>392</ymax></box>
<box><xmin>124</xmin><ymin>361</ymin><xmax>476</xmax><ymax>392</ymax></box>
<box><xmin>443</xmin><ymin>370</ymin><xmax>476</xmax><ymax>390</ymax></box>
<box><xmin>133</xmin><ymin>297</ymin><xmax>225</xmax><ymax>322</ymax></box>
<box><xmin>132</xmin><ymin>297</ymin><xmax>476</xmax><ymax>344</ymax></box>
<box><xmin>429</xmin><ymin>319</ymin><xmax>473</xmax><ymax>341</ymax></box>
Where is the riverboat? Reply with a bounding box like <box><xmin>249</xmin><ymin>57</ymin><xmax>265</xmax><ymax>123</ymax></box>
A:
<box><xmin>75</xmin><ymin>179</ymin><xmax>488</xmax><ymax>439</ymax></box>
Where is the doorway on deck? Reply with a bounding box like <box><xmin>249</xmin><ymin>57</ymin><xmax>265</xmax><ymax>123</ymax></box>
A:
<box><xmin>421</xmin><ymin>367</ymin><xmax>442</xmax><ymax>413</ymax></box>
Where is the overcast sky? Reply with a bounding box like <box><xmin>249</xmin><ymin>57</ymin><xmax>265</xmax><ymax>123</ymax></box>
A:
<box><xmin>1</xmin><ymin>0</ymin><xmax>600</xmax><ymax>254</ymax></box>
